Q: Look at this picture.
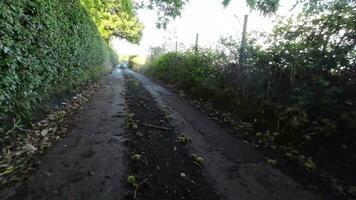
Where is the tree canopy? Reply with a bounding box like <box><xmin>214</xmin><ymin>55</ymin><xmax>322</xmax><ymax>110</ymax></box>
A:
<box><xmin>222</xmin><ymin>0</ymin><xmax>355</xmax><ymax>15</ymax></box>
<box><xmin>80</xmin><ymin>0</ymin><xmax>143</xmax><ymax>43</ymax></box>
<box><xmin>135</xmin><ymin>0</ymin><xmax>189</xmax><ymax>28</ymax></box>
<box><xmin>80</xmin><ymin>0</ymin><xmax>189</xmax><ymax>42</ymax></box>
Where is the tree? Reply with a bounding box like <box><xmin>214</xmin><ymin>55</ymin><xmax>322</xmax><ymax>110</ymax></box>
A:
<box><xmin>80</xmin><ymin>0</ymin><xmax>190</xmax><ymax>42</ymax></box>
<box><xmin>80</xmin><ymin>0</ymin><xmax>143</xmax><ymax>43</ymax></box>
<box><xmin>222</xmin><ymin>0</ymin><xmax>280</xmax><ymax>15</ymax></box>
<box><xmin>81</xmin><ymin>0</ymin><xmax>355</xmax><ymax>45</ymax></box>
<box><xmin>133</xmin><ymin>0</ymin><xmax>188</xmax><ymax>29</ymax></box>
<box><xmin>222</xmin><ymin>0</ymin><xmax>355</xmax><ymax>15</ymax></box>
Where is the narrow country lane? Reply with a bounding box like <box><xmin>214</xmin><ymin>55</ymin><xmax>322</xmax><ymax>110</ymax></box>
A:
<box><xmin>0</xmin><ymin>68</ymin><xmax>319</xmax><ymax>200</ymax></box>
<box><xmin>2</xmin><ymin>1</ymin><xmax>354</xmax><ymax>199</ymax></box>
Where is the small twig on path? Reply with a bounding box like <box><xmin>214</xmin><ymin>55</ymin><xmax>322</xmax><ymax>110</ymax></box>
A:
<box><xmin>142</xmin><ymin>123</ymin><xmax>171</xmax><ymax>130</ymax></box>
<box><xmin>4</xmin><ymin>126</ymin><xmax>16</xmax><ymax>135</ymax></box>
<box><xmin>102</xmin><ymin>187</ymin><xmax>112</xmax><ymax>197</ymax></box>
<box><xmin>4</xmin><ymin>119</ymin><xmax>19</xmax><ymax>135</ymax></box>
<box><xmin>139</xmin><ymin>101</ymin><xmax>149</xmax><ymax>110</ymax></box>
<box><xmin>140</xmin><ymin>96</ymin><xmax>150</xmax><ymax>101</ymax></box>
<box><xmin>139</xmin><ymin>156</ymin><xmax>148</xmax><ymax>166</ymax></box>
<box><xmin>111</xmin><ymin>114</ymin><xmax>124</xmax><ymax>118</ymax></box>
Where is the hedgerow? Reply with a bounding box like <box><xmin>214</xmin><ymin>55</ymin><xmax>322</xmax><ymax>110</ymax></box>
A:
<box><xmin>146</xmin><ymin>50</ymin><xmax>228</xmax><ymax>99</ymax></box>
<box><xmin>146</xmin><ymin>1</ymin><xmax>356</xmax><ymax>188</ymax></box>
<box><xmin>0</xmin><ymin>0</ymin><xmax>118</xmax><ymax>125</ymax></box>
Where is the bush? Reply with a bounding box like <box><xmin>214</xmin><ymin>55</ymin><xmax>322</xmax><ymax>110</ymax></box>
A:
<box><xmin>147</xmin><ymin>50</ymin><xmax>228</xmax><ymax>100</ymax></box>
<box><xmin>0</xmin><ymin>0</ymin><xmax>118</xmax><ymax>125</ymax></box>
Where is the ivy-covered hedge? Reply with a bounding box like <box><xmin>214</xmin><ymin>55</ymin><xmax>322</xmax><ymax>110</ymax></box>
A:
<box><xmin>0</xmin><ymin>0</ymin><xmax>118</xmax><ymax>124</ymax></box>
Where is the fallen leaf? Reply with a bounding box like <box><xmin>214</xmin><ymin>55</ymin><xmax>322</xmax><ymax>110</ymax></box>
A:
<box><xmin>40</xmin><ymin>129</ymin><xmax>48</xmax><ymax>137</ymax></box>
<box><xmin>22</xmin><ymin>144</ymin><xmax>37</xmax><ymax>153</ymax></box>
<box><xmin>304</xmin><ymin>158</ymin><xmax>317</xmax><ymax>172</ymax></box>
<box><xmin>266</xmin><ymin>158</ymin><xmax>277</xmax><ymax>165</ymax></box>
<box><xmin>0</xmin><ymin>166</ymin><xmax>14</xmax><ymax>176</ymax></box>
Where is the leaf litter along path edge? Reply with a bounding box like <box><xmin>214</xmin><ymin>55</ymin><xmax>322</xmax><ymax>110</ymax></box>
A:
<box><xmin>0</xmin><ymin>68</ymin><xmax>322</xmax><ymax>200</ymax></box>
<box><xmin>122</xmin><ymin>74</ymin><xmax>221</xmax><ymax>200</ymax></box>
<box><xmin>0</xmin><ymin>71</ymin><xmax>129</xmax><ymax>200</ymax></box>
<box><xmin>125</xmin><ymin>69</ymin><xmax>320</xmax><ymax>200</ymax></box>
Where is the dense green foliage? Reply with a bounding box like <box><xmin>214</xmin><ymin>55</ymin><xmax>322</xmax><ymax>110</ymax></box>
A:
<box><xmin>80</xmin><ymin>0</ymin><xmax>143</xmax><ymax>42</ymax></box>
<box><xmin>80</xmin><ymin>0</ymin><xmax>190</xmax><ymax>41</ymax></box>
<box><xmin>147</xmin><ymin>50</ymin><xmax>228</xmax><ymax>99</ymax></box>
<box><xmin>147</xmin><ymin>0</ymin><xmax>355</xmax><ymax>184</ymax></box>
<box><xmin>0</xmin><ymin>0</ymin><xmax>191</xmax><ymax>129</ymax></box>
<box><xmin>0</xmin><ymin>0</ymin><xmax>119</xmax><ymax>125</ymax></box>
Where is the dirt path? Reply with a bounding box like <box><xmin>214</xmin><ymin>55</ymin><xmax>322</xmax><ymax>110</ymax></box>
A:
<box><xmin>0</xmin><ymin>69</ymin><xmax>320</xmax><ymax>200</ymax></box>
<box><xmin>0</xmin><ymin>71</ymin><xmax>128</xmax><ymax>200</ymax></box>
<box><xmin>122</xmin><ymin>75</ymin><xmax>221</xmax><ymax>200</ymax></box>
<box><xmin>125</xmin><ymin>69</ymin><xmax>319</xmax><ymax>200</ymax></box>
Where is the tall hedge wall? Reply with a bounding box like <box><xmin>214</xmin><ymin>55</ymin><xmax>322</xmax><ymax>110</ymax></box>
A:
<box><xmin>0</xmin><ymin>0</ymin><xmax>118</xmax><ymax>123</ymax></box>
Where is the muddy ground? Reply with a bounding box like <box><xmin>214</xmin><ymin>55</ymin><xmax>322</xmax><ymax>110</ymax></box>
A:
<box><xmin>0</xmin><ymin>68</ymin><xmax>337</xmax><ymax>200</ymax></box>
<box><xmin>124</xmin><ymin>70</ymin><xmax>321</xmax><ymax>200</ymax></box>
<box><xmin>0</xmin><ymin>71</ymin><xmax>128</xmax><ymax>200</ymax></box>
<box><xmin>122</xmin><ymin>75</ymin><xmax>220</xmax><ymax>200</ymax></box>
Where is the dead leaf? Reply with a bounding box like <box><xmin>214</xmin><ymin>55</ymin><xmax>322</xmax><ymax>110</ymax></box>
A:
<box><xmin>22</xmin><ymin>144</ymin><xmax>37</xmax><ymax>153</ymax></box>
<box><xmin>266</xmin><ymin>158</ymin><xmax>277</xmax><ymax>165</ymax></box>
<box><xmin>0</xmin><ymin>166</ymin><xmax>14</xmax><ymax>176</ymax></box>
<box><xmin>304</xmin><ymin>158</ymin><xmax>317</xmax><ymax>172</ymax></box>
<box><xmin>40</xmin><ymin>129</ymin><xmax>48</xmax><ymax>137</ymax></box>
